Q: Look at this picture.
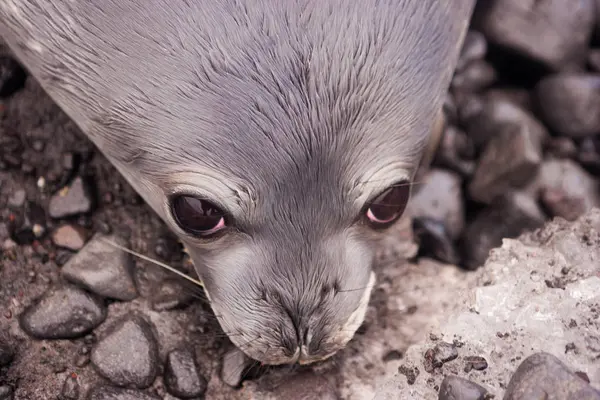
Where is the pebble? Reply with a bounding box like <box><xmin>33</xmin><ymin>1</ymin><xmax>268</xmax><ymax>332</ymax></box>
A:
<box><xmin>398</xmin><ymin>364</ymin><xmax>420</xmax><ymax>385</ymax></box>
<box><xmin>0</xmin><ymin>56</ymin><xmax>26</xmax><ymax>98</ymax></box>
<box><xmin>0</xmin><ymin>386</ymin><xmax>13</xmax><ymax>400</ymax></box>
<box><xmin>61</xmin><ymin>234</ymin><xmax>138</xmax><ymax>301</ymax></box>
<box><xmin>164</xmin><ymin>348</ymin><xmax>208</xmax><ymax>399</ymax></box>
<box><xmin>60</xmin><ymin>375</ymin><xmax>80</xmax><ymax>400</ymax></box>
<box><xmin>48</xmin><ymin>176</ymin><xmax>94</xmax><ymax>219</ymax></box>
<box><xmin>460</xmin><ymin>192</ymin><xmax>546</xmax><ymax>270</ymax></box>
<box><xmin>468</xmin><ymin>123</ymin><xmax>542</xmax><ymax>204</ymax></box>
<box><xmin>221</xmin><ymin>348</ymin><xmax>253</xmax><ymax>388</ymax></box>
<box><xmin>408</xmin><ymin>169</ymin><xmax>465</xmax><ymax>239</ymax></box>
<box><xmin>87</xmin><ymin>386</ymin><xmax>161</xmax><ymax>400</ymax></box>
<box><xmin>7</xmin><ymin>189</ymin><xmax>26</xmax><ymax>209</ymax></box>
<box><xmin>451</xmin><ymin>60</ymin><xmax>497</xmax><ymax>93</ymax></box>
<box><xmin>463</xmin><ymin>356</ymin><xmax>488</xmax><ymax>372</ymax></box>
<box><xmin>438</xmin><ymin>375</ymin><xmax>489</xmax><ymax>400</ymax></box>
<box><xmin>91</xmin><ymin>315</ymin><xmax>159</xmax><ymax>389</ymax></box>
<box><xmin>535</xmin><ymin>73</ymin><xmax>600</xmax><ymax>138</ymax></box>
<box><xmin>9</xmin><ymin>202</ymin><xmax>46</xmax><ymax>245</ymax></box>
<box><xmin>475</xmin><ymin>0</ymin><xmax>595</xmax><ymax>71</ymax></box>
<box><xmin>151</xmin><ymin>279</ymin><xmax>195</xmax><ymax>311</ymax></box>
<box><xmin>19</xmin><ymin>284</ymin><xmax>106</xmax><ymax>339</ymax></box>
<box><xmin>455</xmin><ymin>30</ymin><xmax>487</xmax><ymax>72</ymax></box>
<box><xmin>504</xmin><ymin>352</ymin><xmax>600</xmax><ymax>400</ymax></box>
<box><xmin>424</xmin><ymin>342</ymin><xmax>458</xmax><ymax>373</ymax></box>
<box><xmin>433</xmin><ymin>125</ymin><xmax>476</xmax><ymax>178</ymax></box>
<box><xmin>51</xmin><ymin>224</ymin><xmax>88</xmax><ymax>251</ymax></box>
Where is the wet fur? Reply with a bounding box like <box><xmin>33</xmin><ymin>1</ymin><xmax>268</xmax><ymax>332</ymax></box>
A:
<box><xmin>0</xmin><ymin>0</ymin><xmax>474</xmax><ymax>364</ymax></box>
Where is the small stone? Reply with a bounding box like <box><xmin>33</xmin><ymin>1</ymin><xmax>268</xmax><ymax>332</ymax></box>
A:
<box><xmin>424</xmin><ymin>342</ymin><xmax>458</xmax><ymax>373</ymax></box>
<box><xmin>382</xmin><ymin>350</ymin><xmax>403</xmax><ymax>362</ymax></box>
<box><xmin>51</xmin><ymin>224</ymin><xmax>88</xmax><ymax>251</ymax></box>
<box><xmin>468</xmin><ymin>123</ymin><xmax>542</xmax><ymax>204</ymax></box>
<box><xmin>60</xmin><ymin>375</ymin><xmax>80</xmax><ymax>400</ymax></box>
<box><xmin>475</xmin><ymin>0</ymin><xmax>595</xmax><ymax>71</ymax></box>
<box><xmin>9</xmin><ymin>202</ymin><xmax>46</xmax><ymax>245</ymax></box>
<box><xmin>48</xmin><ymin>176</ymin><xmax>94</xmax><ymax>219</ymax></box>
<box><xmin>398</xmin><ymin>364</ymin><xmax>420</xmax><ymax>385</ymax></box>
<box><xmin>455</xmin><ymin>30</ymin><xmax>487</xmax><ymax>72</ymax></box>
<box><xmin>578</xmin><ymin>137</ymin><xmax>600</xmax><ymax>174</ymax></box>
<box><xmin>452</xmin><ymin>60</ymin><xmax>497</xmax><ymax>93</ymax></box>
<box><xmin>535</xmin><ymin>73</ymin><xmax>600</xmax><ymax>138</ymax></box>
<box><xmin>7</xmin><ymin>189</ymin><xmax>26</xmax><ymax>209</ymax></box>
<box><xmin>464</xmin><ymin>356</ymin><xmax>488</xmax><ymax>372</ymax></box>
<box><xmin>0</xmin><ymin>56</ymin><xmax>26</xmax><ymax>98</ymax></box>
<box><xmin>221</xmin><ymin>348</ymin><xmax>253</xmax><ymax>388</ymax></box>
<box><xmin>460</xmin><ymin>192</ymin><xmax>546</xmax><ymax>270</ymax></box>
<box><xmin>87</xmin><ymin>386</ymin><xmax>161</xmax><ymax>400</ymax></box>
<box><xmin>151</xmin><ymin>279</ymin><xmax>194</xmax><ymax>311</ymax></box>
<box><xmin>91</xmin><ymin>315</ymin><xmax>159</xmax><ymax>389</ymax></box>
<box><xmin>61</xmin><ymin>234</ymin><xmax>138</xmax><ymax>301</ymax></box>
<box><xmin>0</xmin><ymin>386</ymin><xmax>13</xmax><ymax>400</ymax></box>
<box><xmin>503</xmin><ymin>352</ymin><xmax>600</xmax><ymax>400</ymax></box>
<box><xmin>31</xmin><ymin>140</ymin><xmax>45</xmax><ymax>152</ymax></box>
<box><xmin>438</xmin><ymin>375</ymin><xmax>488</xmax><ymax>400</ymax></box>
<box><xmin>164</xmin><ymin>348</ymin><xmax>207</xmax><ymax>398</ymax></box>
<box><xmin>19</xmin><ymin>284</ymin><xmax>106</xmax><ymax>339</ymax></box>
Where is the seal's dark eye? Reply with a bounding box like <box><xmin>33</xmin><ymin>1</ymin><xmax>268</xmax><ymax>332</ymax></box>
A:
<box><xmin>171</xmin><ymin>195</ymin><xmax>226</xmax><ymax>237</ymax></box>
<box><xmin>365</xmin><ymin>181</ymin><xmax>410</xmax><ymax>227</ymax></box>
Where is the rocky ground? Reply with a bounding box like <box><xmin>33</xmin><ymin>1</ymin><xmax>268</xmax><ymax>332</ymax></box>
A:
<box><xmin>1</xmin><ymin>1</ymin><xmax>600</xmax><ymax>399</ymax></box>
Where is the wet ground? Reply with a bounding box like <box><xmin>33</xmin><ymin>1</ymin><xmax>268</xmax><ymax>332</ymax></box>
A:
<box><xmin>1</xmin><ymin>1</ymin><xmax>600</xmax><ymax>399</ymax></box>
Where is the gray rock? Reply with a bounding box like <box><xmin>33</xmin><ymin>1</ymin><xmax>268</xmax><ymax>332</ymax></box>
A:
<box><xmin>91</xmin><ymin>315</ymin><xmax>159</xmax><ymax>389</ymax></box>
<box><xmin>151</xmin><ymin>279</ymin><xmax>194</xmax><ymax>311</ymax></box>
<box><xmin>438</xmin><ymin>375</ymin><xmax>489</xmax><ymax>400</ymax></box>
<box><xmin>469</xmin><ymin>123</ymin><xmax>542</xmax><ymax>204</ymax></box>
<box><xmin>164</xmin><ymin>348</ymin><xmax>207</xmax><ymax>399</ymax></box>
<box><xmin>19</xmin><ymin>284</ymin><xmax>106</xmax><ymax>339</ymax></box>
<box><xmin>452</xmin><ymin>60</ymin><xmax>497</xmax><ymax>93</ymax></box>
<box><xmin>48</xmin><ymin>176</ymin><xmax>94</xmax><ymax>219</ymax></box>
<box><xmin>475</xmin><ymin>0</ymin><xmax>595</xmax><ymax>71</ymax></box>
<box><xmin>87</xmin><ymin>386</ymin><xmax>161</xmax><ymax>400</ymax></box>
<box><xmin>455</xmin><ymin>30</ymin><xmax>487</xmax><ymax>72</ymax></box>
<box><xmin>51</xmin><ymin>224</ymin><xmax>88</xmax><ymax>251</ymax></box>
<box><xmin>424</xmin><ymin>342</ymin><xmax>459</xmax><ymax>373</ymax></box>
<box><xmin>433</xmin><ymin>125</ymin><xmax>476</xmax><ymax>178</ymax></box>
<box><xmin>221</xmin><ymin>348</ymin><xmax>253</xmax><ymax>388</ymax></box>
<box><xmin>503</xmin><ymin>352</ymin><xmax>600</xmax><ymax>400</ymax></box>
<box><xmin>7</xmin><ymin>189</ymin><xmax>25</xmax><ymax>209</ymax></box>
<box><xmin>460</xmin><ymin>192</ymin><xmax>546</xmax><ymax>270</ymax></box>
<box><xmin>61</xmin><ymin>234</ymin><xmax>138</xmax><ymax>301</ymax></box>
<box><xmin>535</xmin><ymin>73</ymin><xmax>600</xmax><ymax>138</ymax></box>
<box><xmin>60</xmin><ymin>375</ymin><xmax>79</xmax><ymax>400</ymax></box>
<box><xmin>0</xmin><ymin>386</ymin><xmax>13</xmax><ymax>400</ymax></box>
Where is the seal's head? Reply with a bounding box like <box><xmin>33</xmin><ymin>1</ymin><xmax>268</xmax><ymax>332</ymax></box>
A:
<box><xmin>0</xmin><ymin>0</ymin><xmax>472</xmax><ymax>365</ymax></box>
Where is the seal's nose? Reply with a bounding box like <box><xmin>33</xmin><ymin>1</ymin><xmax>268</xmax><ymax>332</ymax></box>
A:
<box><xmin>279</xmin><ymin>304</ymin><xmax>332</xmax><ymax>364</ymax></box>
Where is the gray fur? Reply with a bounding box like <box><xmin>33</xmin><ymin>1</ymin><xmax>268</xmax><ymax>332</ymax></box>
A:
<box><xmin>0</xmin><ymin>0</ymin><xmax>474</xmax><ymax>364</ymax></box>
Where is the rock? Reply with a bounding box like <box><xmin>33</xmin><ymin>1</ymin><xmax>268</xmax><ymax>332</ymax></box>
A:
<box><xmin>455</xmin><ymin>93</ymin><xmax>485</xmax><ymax>127</ymax></box>
<box><xmin>398</xmin><ymin>364</ymin><xmax>420</xmax><ymax>385</ymax></box>
<box><xmin>452</xmin><ymin>60</ymin><xmax>497</xmax><ymax>93</ymax></box>
<box><xmin>475</xmin><ymin>0</ymin><xmax>595</xmax><ymax>71</ymax></box>
<box><xmin>535</xmin><ymin>73</ymin><xmax>600</xmax><ymax>138</ymax></box>
<box><xmin>251</xmin><ymin>371</ymin><xmax>339</xmax><ymax>400</ymax></box>
<box><xmin>221</xmin><ymin>348</ymin><xmax>253</xmax><ymax>388</ymax></box>
<box><xmin>468</xmin><ymin>124</ymin><xmax>542</xmax><ymax>204</ymax></box>
<box><xmin>0</xmin><ymin>386</ymin><xmax>13</xmax><ymax>400</ymax></box>
<box><xmin>19</xmin><ymin>284</ymin><xmax>106</xmax><ymax>339</ymax></box>
<box><xmin>51</xmin><ymin>224</ymin><xmax>88</xmax><ymax>251</ymax></box>
<box><xmin>87</xmin><ymin>386</ymin><xmax>161</xmax><ymax>400</ymax></box>
<box><xmin>61</xmin><ymin>234</ymin><xmax>138</xmax><ymax>301</ymax></box>
<box><xmin>438</xmin><ymin>375</ymin><xmax>489</xmax><ymax>400</ymax></box>
<box><xmin>91</xmin><ymin>315</ymin><xmax>159</xmax><ymax>389</ymax></box>
<box><xmin>432</xmin><ymin>125</ymin><xmax>476</xmax><ymax>178</ymax></box>
<box><xmin>154</xmin><ymin>233</ymin><xmax>182</xmax><ymax>262</ymax></box>
<box><xmin>164</xmin><ymin>348</ymin><xmax>208</xmax><ymax>399</ymax></box>
<box><xmin>485</xmin><ymin>87</ymin><xmax>532</xmax><ymax>111</ymax></box>
<box><xmin>151</xmin><ymin>279</ymin><xmax>194</xmax><ymax>311</ymax></box>
<box><xmin>0</xmin><ymin>56</ymin><xmax>26</xmax><ymax>98</ymax></box>
<box><xmin>455</xmin><ymin>31</ymin><xmax>487</xmax><ymax>72</ymax></box>
<box><xmin>463</xmin><ymin>356</ymin><xmax>488</xmax><ymax>372</ymax></box>
<box><xmin>48</xmin><ymin>176</ymin><xmax>94</xmax><ymax>219</ymax></box>
<box><xmin>578</xmin><ymin>137</ymin><xmax>600</xmax><ymax>174</ymax></box>
<box><xmin>7</xmin><ymin>189</ymin><xmax>25</xmax><ymax>209</ymax></box>
<box><xmin>413</xmin><ymin>218</ymin><xmax>460</xmax><ymax>265</ymax></box>
<box><xmin>503</xmin><ymin>352</ymin><xmax>600</xmax><ymax>400</ymax></box>
<box><xmin>9</xmin><ymin>201</ymin><xmax>46</xmax><ymax>245</ymax></box>
<box><xmin>60</xmin><ymin>375</ymin><xmax>80</xmax><ymax>400</ymax></box>
<box><xmin>424</xmin><ymin>342</ymin><xmax>459</xmax><ymax>373</ymax></box>
<box><xmin>409</xmin><ymin>169</ymin><xmax>465</xmax><ymax>239</ymax></box>
<box><xmin>460</xmin><ymin>192</ymin><xmax>546</xmax><ymax>270</ymax></box>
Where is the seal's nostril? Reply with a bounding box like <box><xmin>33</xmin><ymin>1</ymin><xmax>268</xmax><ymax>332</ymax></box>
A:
<box><xmin>303</xmin><ymin>327</ymin><xmax>310</xmax><ymax>344</ymax></box>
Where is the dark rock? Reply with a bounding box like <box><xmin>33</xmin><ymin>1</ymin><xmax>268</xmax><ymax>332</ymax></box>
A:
<box><xmin>61</xmin><ymin>234</ymin><xmax>138</xmax><ymax>301</ymax></box>
<box><xmin>464</xmin><ymin>356</ymin><xmax>488</xmax><ymax>372</ymax></box>
<box><xmin>452</xmin><ymin>60</ymin><xmax>497</xmax><ymax>93</ymax></box>
<box><xmin>413</xmin><ymin>218</ymin><xmax>460</xmax><ymax>265</ymax></box>
<box><xmin>468</xmin><ymin>123</ymin><xmax>542</xmax><ymax>204</ymax></box>
<box><xmin>87</xmin><ymin>386</ymin><xmax>161</xmax><ymax>400</ymax></box>
<box><xmin>588</xmin><ymin>49</ymin><xmax>600</xmax><ymax>72</ymax></box>
<box><xmin>544</xmin><ymin>137</ymin><xmax>578</xmax><ymax>159</ymax></box>
<box><xmin>221</xmin><ymin>348</ymin><xmax>253</xmax><ymax>388</ymax></box>
<box><xmin>9</xmin><ymin>201</ymin><xmax>46</xmax><ymax>245</ymax></box>
<box><xmin>382</xmin><ymin>350</ymin><xmax>403</xmax><ymax>362</ymax></box>
<box><xmin>7</xmin><ymin>189</ymin><xmax>26</xmax><ymax>209</ymax></box>
<box><xmin>503</xmin><ymin>352</ymin><xmax>600</xmax><ymax>400</ymax></box>
<box><xmin>51</xmin><ymin>224</ymin><xmax>88</xmax><ymax>251</ymax></box>
<box><xmin>48</xmin><ymin>176</ymin><xmax>94</xmax><ymax>219</ymax></box>
<box><xmin>535</xmin><ymin>73</ymin><xmax>600</xmax><ymax>138</ymax></box>
<box><xmin>433</xmin><ymin>125</ymin><xmax>476</xmax><ymax>178</ymax></box>
<box><xmin>151</xmin><ymin>279</ymin><xmax>194</xmax><ymax>311</ymax></box>
<box><xmin>0</xmin><ymin>342</ymin><xmax>13</xmax><ymax>368</ymax></box>
<box><xmin>443</xmin><ymin>93</ymin><xmax>459</xmax><ymax>125</ymax></box>
<box><xmin>164</xmin><ymin>348</ymin><xmax>208</xmax><ymax>398</ymax></box>
<box><xmin>0</xmin><ymin>386</ymin><xmax>13</xmax><ymax>400</ymax></box>
<box><xmin>475</xmin><ymin>0</ymin><xmax>595</xmax><ymax>71</ymax></box>
<box><xmin>60</xmin><ymin>375</ymin><xmax>80</xmax><ymax>400</ymax></box>
<box><xmin>398</xmin><ymin>364</ymin><xmax>420</xmax><ymax>385</ymax></box>
<box><xmin>486</xmin><ymin>87</ymin><xmax>532</xmax><ymax>112</ymax></box>
<box><xmin>154</xmin><ymin>233</ymin><xmax>182</xmax><ymax>262</ymax></box>
<box><xmin>460</xmin><ymin>192</ymin><xmax>546</xmax><ymax>270</ymax></box>
<box><xmin>438</xmin><ymin>375</ymin><xmax>489</xmax><ymax>400</ymax></box>
<box><xmin>91</xmin><ymin>315</ymin><xmax>159</xmax><ymax>389</ymax></box>
<box><xmin>456</xmin><ymin>31</ymin><xmax>487</xmax><ymax>72</ymax></box>
<box><xmin>424</xmin><ymin>342</ymin><xmax>458</xmax><ymax>372</ymax></box>
<box><xmin>409</xmin><ymin>169</ymin><xmax>465</xmax><ymax>239</ymax></box>
<box><xmin>19</xmin><ymin>284</ymin><xmax>106</xmax><ymax>339</ymax></box>
<box><xmin>455</xmin><ymin>93</ymin><xmax>485</xmax><ymax>127</ymax></box>
<box><xmin>578</xmin><ymin>137</ymin><xmax>600</xmax><ymax>174</ymax></box>
<box><xmin>0</xmin><ymin>56</ymin><xmax>26</xmax><ymax>98</ymax></box>
<box><xmin>255</xmin><ymin>371</ymin><xmax>339</xmax><ymax>400</ymax></box>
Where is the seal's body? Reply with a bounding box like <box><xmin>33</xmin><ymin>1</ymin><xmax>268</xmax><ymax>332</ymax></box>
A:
<box><xmin>1</xmin><ymin>1</ymin><xmax>474</xmax><ymax>365</ymax></box>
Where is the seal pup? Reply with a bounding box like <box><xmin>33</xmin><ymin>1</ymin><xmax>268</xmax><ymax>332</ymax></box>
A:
<box><xmin>0</xmin><ymin>0</ymin><xmax>474</xmax><ymax>365</ymax></box>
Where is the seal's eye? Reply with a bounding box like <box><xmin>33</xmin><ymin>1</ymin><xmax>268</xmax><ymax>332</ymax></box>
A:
<box><xmin>365</xmin><ymin>181</ymin><xmax>410</xmax><ymax>227</ymax></box>
<box><xmin>171</xmin><ymin>195</ymin><xmax>226</xmax><ymax>237</ymax></box>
